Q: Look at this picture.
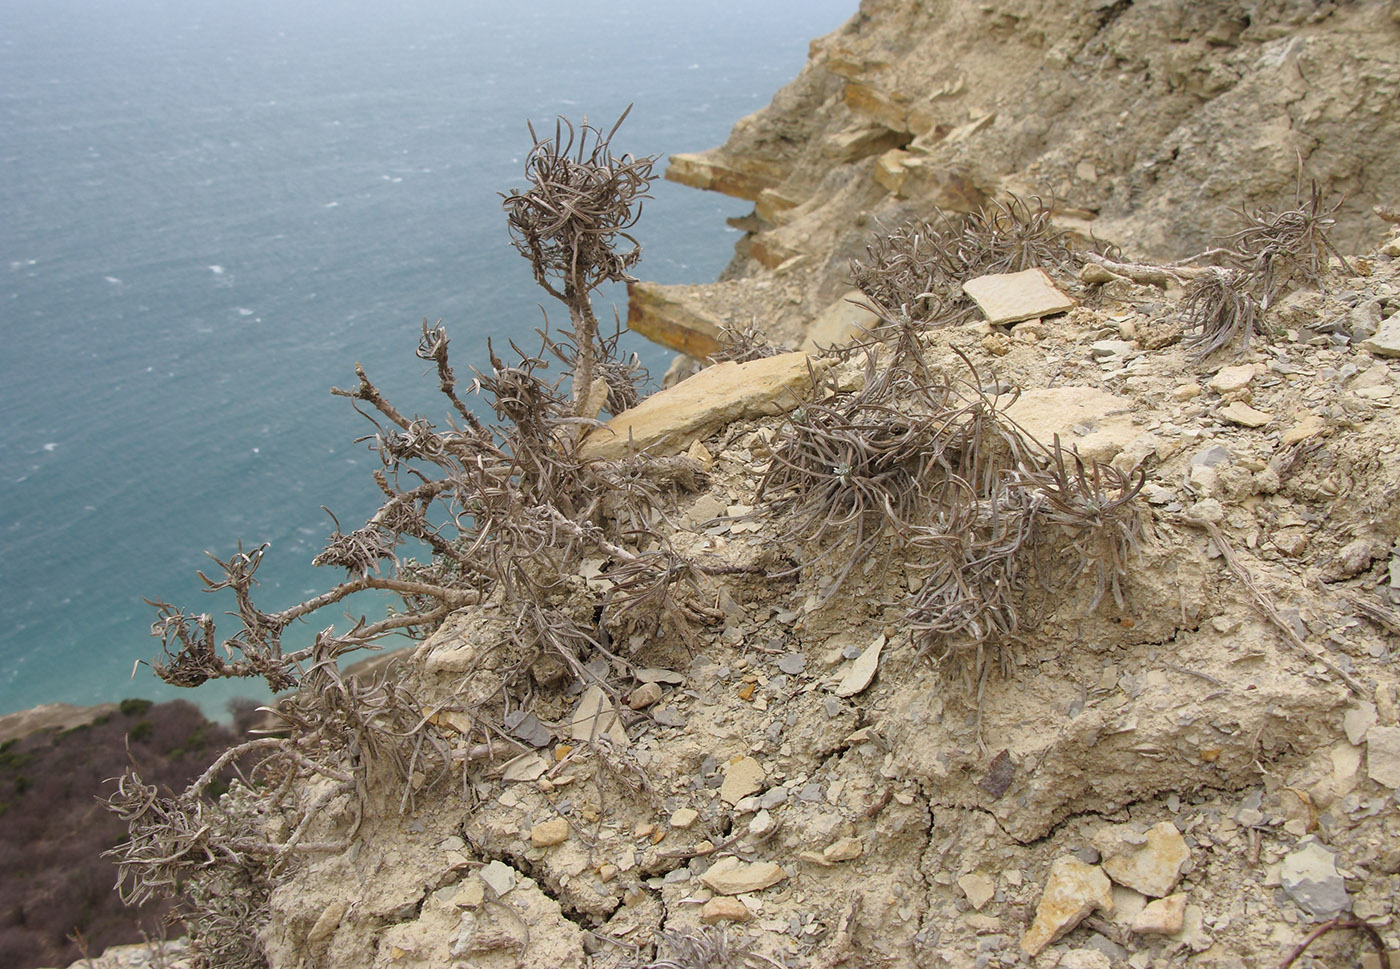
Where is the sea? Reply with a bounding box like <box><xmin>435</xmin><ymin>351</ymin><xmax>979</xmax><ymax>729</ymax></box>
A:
<box><xmin>0</xmin><ymin>0</ymin><xmax>854</xmax><ymax>718</ymax></box>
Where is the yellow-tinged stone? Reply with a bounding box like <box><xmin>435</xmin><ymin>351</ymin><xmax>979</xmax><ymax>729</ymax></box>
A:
<box><xmin>824</xmin><ymin>836</ymin><xmax>864</xmax><ymax>862</ymax></box>
<box><xmin>306</xmin><ymin>899</ymin><xmax>347</xmax><ymax>943</ymax></box>
<box><xmin>531</xmin><ymin>817</ymin><xmax>570</xmax><ymax>848</ymax></box>
<box><xmin>843</xmin><ymin>81</ymin><xmax>908</xmax><ymax>130</ymax></box>
<box><xmin>670</xmin><ymin>807</ymin><xmax>700</xmax><ymax>829</ymax></box>
<box><xmin>719</xmin><ymin>755</ymin><xmax>766</xmax><ymax>805</ymax></box>
<box><xmin>580</xmin><ymin>352</ymin><xmax>828</xmax><ymax>461</ymax></box>
<box><xmin>962</xmin><ymin>268</ymin><xmax>1076</xmax><ymax>325</ymax></box>
<box><xmin>874</xmin><ymin>148</ymin><xmax>911</xmax><ymax>194</ymax></box>
<box><xmin>1219</xmin><ymin>401</ymin><xmax>1273</xmax><ymax>428</ymax></box>
<box><xmin>701</xmin><ymin>896</ymin><xmax>753</xmax><ymax>923</ymax></box>
<box><xmin>1132</xmin><ymin>893</ymin><xmax>1187</xmax><ymax>935</ymax></box>
<box><xmin>570</xmin><ymin>685</ymin><xmax>629</xmax><ymax>745</ymax></box>
<box><xmin>665</xmin><ymin>151</ymin><xmax>787</xmax><ymax>201</ymax></box>
<box><xmin>1281</xmin><ymin>413</ymin><xmax>1325</xmax><ymax>446</ymax></box>
<box><xmin>1020</xmin><ymin>856</ymin><xmax>1114</xmax><ymax>956</ymax></box>
<box><xmin>1004</xmin><ymin>387</ymin><xmax>1138</xmax><ymax>464</ymax></box>
<box><xmin>802</xmin><ymin>291</ymin><xmax>881</xmax><ymax>353</ymax></box>
<box><xmin>700</xmin><ymin>859</ymin><xmax>788</xmax><ymax>895</ymax></box>
<box><xmin>626</xmin><ymin>280</ymin><xmax>726</xmax><ymax>359</ymax></box>
<box><xmin>755</xmin><ymin>188</ymin><xmax>802</xmax><ymax>224</ymax></box>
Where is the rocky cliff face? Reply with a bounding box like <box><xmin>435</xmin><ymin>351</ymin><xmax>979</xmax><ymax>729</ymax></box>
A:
<box><xmin>638</xmin><ymin>0</ymin><xmax>1400</xmax><ymax>355</ymax></box>
<box><xmin>78</xmin><ymin>4</ymin><xmax>1400</xmax><ymax>969</ymax></box>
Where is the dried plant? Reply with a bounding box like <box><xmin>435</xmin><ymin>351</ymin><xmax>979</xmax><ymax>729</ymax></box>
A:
<box><xmin>626</xmin><ymin>926</ymin><xmax>754</xmax><ymax>969</ymax></box>
<box><xmin>849</xmin><ymin>194</ymin><xmax>1079</xmax><ymax>326</ymax></box>
<box><xmin>1179</xmin><ymin>268</ymin><xmax>1263</xmax><ymax>361</ymax></box>
<box><xmin>502</xmin><ymin>106</ymin><xmax>656</xmax><ymax>414</ymax></box>
<box><xmin>1015</xmin><ymin>437</ymin><xmax>1147</xmax><ymax>612</ymax></box>
<box><xmin>708</xmin><ymin>319</ymin><xmax>789</xmax><ymax>364</ymax></box>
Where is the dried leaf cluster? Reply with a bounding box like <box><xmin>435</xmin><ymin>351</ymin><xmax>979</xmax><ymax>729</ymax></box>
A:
<box><xmin>108</xmin><ymin>113</ymin><xmax>728</xmax><ymax>968</ymax></box>
<box><xmin>849</xmin><ymin>194</ymin><xmax>1080</xmax><ymax>324</ymax></box>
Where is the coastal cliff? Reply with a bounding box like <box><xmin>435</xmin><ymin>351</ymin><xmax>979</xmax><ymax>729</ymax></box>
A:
<box><xmin>65</xmin><ymin>2</ymin><xmax>1400</xmax><ymax>968</ymax></box>
<box><xmin>633</xmin><ymin>0</ymin><xmax>1400</xmax><ymax>356</ymax></box>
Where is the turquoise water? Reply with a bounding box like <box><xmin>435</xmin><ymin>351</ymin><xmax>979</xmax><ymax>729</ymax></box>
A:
<box><xmin>0</xmin><ymin>0</ymin><xmax>852</xmax><ymax>716</ymax></box>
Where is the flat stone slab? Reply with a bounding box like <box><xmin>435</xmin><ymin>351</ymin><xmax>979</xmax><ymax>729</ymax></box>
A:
<box><xmin>1003</xmin><ymin>386</ymin><xmax>1138</xmax><ymax>464</ymax></box>
<box><xmin>963</xmin><ymin>268</ymin><xmax>1077</xmax><ymax>324</ymax></box>
<box><xmin>581</xmin><ymin>351</ymin><xmax>827</xmax><ymax>461</ymax></box>
<box><xmin>1359</xmin><ymin>312</ymin><xmax>1400</xmax><ymax>357</ymax></box>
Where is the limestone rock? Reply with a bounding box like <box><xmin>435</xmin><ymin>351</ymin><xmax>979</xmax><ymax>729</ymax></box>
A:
<box><xmin>580</xmin><ymin>352</ymin><xmax>827</xmax><ymax>461</ymax></box>
<box><xmin>665</xmin><ymin>149</ymin><xmax>787</xmax><ymax>201</ymax></box>
<box><xmin>1219</xmin><ymin>401</ymin><xmax>1272</xmax><ymax>428</ymax></box>
<box><xmin>824</xmin><ymin>836</ymin><xmax>864</xmax><ymax>862</ymax></box>
<box><xmin>700</xmin><ymin>859</ymin><xmax>787</xmax><ymax>895</ymax></box>
<box><xmin>958</xmin><ymin>871</ymin><xmax>996</xmax><ymax>910</ymax></box>
<box><xmin>1366</xmin><ymin>725</ymin><xmax>1400</xmax><ymax>789</ymax></box>
<box><xmin>570</xmin><ymin>685</ymin><xmax>629</xmax><ymax>745</ymax></box>
<box><xmin>628</xmin><ymin>682</ymin><xmax>663</xmax><ymax>710</ymax></box>
<box><xmin>1207</xmin><ymin>364</ymin><xmax>1256</xmax><ymax>394</ymax></box>
<box><xmin>1132</xmin><ymin>893</ymin><xmax>1187</xmax><ymax>935</ymax></box>
<box><xmin>1359</xmin><ymin>312</ymin><xmax>1400</xmax><ymax>357</ymax></box>
<box><xmin>1003</xmin><ymin>387</ymin><xmax>1138</xmax><ymax>464</ymax></box>
<box><xmin>306</xmin><ymin>898</ymin><xmax>347</xmax><ymax>943</ymax></box>
<box><xmin>1020</xmin><ymin>855</ymin><xmax>1114</xmax><ymax>956</ymax></box>
<box><xmin>1098</xmin><ymin>821</ymin><xmax>1191</xmax><ymax>898</ymax></box>
<box><xmin>834</xmin><ymin>632</ymin><xmax>884</xmax><ymax>697</ymax></box>
<box><xmin>1345</xmin><ymin>702</ymin><xmax>1379</xmax><ymax>746</ymax></box>
<box><xmin>1281</xmin><ymin>841</ymin><xmax>1350</xmax><ymax>919</ymax></box>
<box><xmin>478</xmin><ymin>860</ymin><xmax>517</xmax><ymax>898</ymax></box>
<box><xmin>719</xmin><ymin>756</ymin><xmax>766</xmax><ymax>805</ymax></box>
<box><xmin>1058</xmin><ymin>950</ymin><xmax>1112</xmax><ymax>969</ymax></box>
<box><xmin>530</xmin><ymin>817</ymin><xmax>569</xmax><ymax>848</ymax></box>
<box><xmin>670</xmin><ymin>807</ymin><xmax>700</xmax><ymax>829</ymax></box>
<box><xmin>963</xmin><ymin>268</ymin><xmax>1076</xmax><ymax>324</ymax></box>
<box><xmin>625</xmin><ymin>280</ymin><xmax>726</xmax><ymax>359</ymax></box>
<box><xmin>700</xmin><ymin>896</ymin><xmax>753</xmax><ymax>923</ymax></box>
<box><xmin>801</xmin><ymin>290</ymin><xmax>880</xmax><ymax>353</ymax></box>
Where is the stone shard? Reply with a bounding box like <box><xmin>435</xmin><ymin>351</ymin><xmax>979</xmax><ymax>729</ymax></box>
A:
<box><xmin>1207</xmin><ymin>364</ymin><xmax>1256</xmax><ymax>394</ymax></box>
<box><xmin>958</xmin><ymin>871</ymin><xmax>996</xmax><ymax>910</ymax></box>
<box><xmin>665</xmin><ymin>150</ymin><xmax>788</xmax><ymax>201</ymax></box>
<box><xmin>1359</xmin><ymin>312</ymin><xmax>1400</xmax><ymax>357</ymax></box>
<box><xmin>1020</xmin><ymin>855</ymin><xmax>1114</xmax><ymax>956</ymax></box>
<box><xmin>570</xmin><ymin>685</ymin><xmax>629</xmax><ymax>745</ymax></box>
<box><xmin>1098</xmin><ymin>821</ymin><xmax>1191</xmax><ymax>898</ymax></box>
<box><xmin>700</xmin><ymin>896</ymin><xmax>753</xmax><ymax>923</ymax></box>
<box><xmin>1131</xmin><ymin>893</ymin><xmax>1187</xmax><ymax>935</ymax></box>
<box><xmin>530</xmin><ymin>817</ymin><xmax>570</xmax><ymax>848</ymax></box>
<box><xmin>700</xmin><ymin>859</ymin><xmax>787</xmax><ymax>895</ymax></box>
<box><xmin>1366</xmin><ymin>725</ymin><xmax>1400</xmax><ymax>789</ymax></box>
<box><xmin>835</xmin><ymin>632</ymin><xmax>885</xmax><ymax>697</ymax></box>
<box><xmin>1219</xmin><ymin>401</ymin><xmax>1273</xmax><ymax>427</ymax></box>
<box><xmin>719</xmin><ymin>755</ymin><xmax>767</xmax><ymax>805</ymax></box>
<box><xmin>801</xmin><ymin>290</ymin><xmax>881</xmax><ymax>353</ymax></box>
<box><xmin>1003</xmin><ymin>386</ymin><xmax>1138</xmax><ymax>464</ymax></box>
<box><xmin>626</xmin><ymin>280</ymin><xmax>726</xmax><ymax>359</ymax></box>
<box><xmin>963</xmin><ymin>268</ymin><xmax>1077</xmax><ymax>325</ymax></box>
<box><xmin>580</xmin><ymin>352</ymin><xmax>828</xmax><ymax>462</ymax></box>
<box><xmin>1281</xmin><ymin>840</ymin><xmax>1350</xmax><ymax>919</ymax></box>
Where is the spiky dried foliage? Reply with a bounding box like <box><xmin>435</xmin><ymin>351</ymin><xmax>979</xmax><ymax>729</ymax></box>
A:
<box><xmin>115</xmin><ymin>115</ymin><xmax>731</xmax><ymax>969</ymax></box>
<box><xmin>849</xmin><ymin>194</ymin><xmax>1079</xmax><ymax>325</ymax></box>
<box><xmin>502</xmin><ymin>106</ymin><xmax>656</xmax><ymax>414</ymax></box>
<box><xmin>1183</xmin><ymin>183</ymin><xmax>1345</xmax><ymax>360</ymax></box>
<box><xmin>625</xmin><ymin>926</ymin><xmax>754</xmax><ymax>969</ymax></box>
<box><xmin>1015</xmin><ymin>437</ymin><xmax>1147</xmax><ymax>612</ymax></box>
<box><xmin>708</xmin><ymin>319</ymin><xmax>789</xmax><ymax>364</ymax></box>
<box><xmin>759</xmin><ymin>321</ymin><xmax>1147</xmax><ymax>696</ymax></box>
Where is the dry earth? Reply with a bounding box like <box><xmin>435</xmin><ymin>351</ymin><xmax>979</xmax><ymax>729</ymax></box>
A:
<box><xmin>50</xmin><ymin>2</ymin><xmax>1400</xmax><ymax>967</ymax></box>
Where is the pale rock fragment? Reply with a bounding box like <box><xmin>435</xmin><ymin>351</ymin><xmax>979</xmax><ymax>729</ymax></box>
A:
<box><xmin>581</xmin><ymin>352</ymin><xmax>828</xmax><ymax>460</ymax></box>
<box><xmin>835</xmin><ymin>633</ymin><xmax>884</xmax><ymax>697</ymax></box>
<box><xmin>1281</xmin><ymin>840</ymin><xmax>1350</xmax><ymax>919</ymax></box>
<box><xmin>700</xmin><ymin>859</ymin><xmax>787</xmax><ymax>895</ymax></box>
<box><xmin>1366</xmin><ymin>725</ymin><xmax>1400</xmax><ymax>789</ymax></box>
<box><xmin>571</xmin><ymin>685</ymin><xmax>629</xmax><ymax>745</ymax></box>
<box><xmin>1098</xmin><ymin>821</ymin><xmax>1191</xmax><ymax>897</ymax></box>
<box><xmin>306</xmin><ymin>899</ymin><xmax>347</xmax><ymax>944</ymax></box>
<box><xmin>478</xmin><ymin>860</ymin><xmax>517</xmax><ymax>898</ymax></box>
<box><xmin>824</xmin><ymin>836</ymin><xmax>864</xmax><ymax>862</ymax></box>
<box><xmin>628</xmin><ymin>682</ymin><xmax>663</xmax><ymax>710</ymax></box>
<box><xmin>670</xmin><ymin>807</ymin><xmax>700</xmax><ymax>829</ymax></box>
<box><xmin>720</xmin><ymin>756</ymin><xmax>767</xmax><ymax>805</ymax></box>
<box><xmin>1280</xmin><ymin>413</ymin><xmax>1326</xmax><ymax>446</ymax></box>
<box><xmin>455</xmin><ymin>878</ymin><xmax>486</xmax><ymax>909</ymax></box>
<box><xmin>1020</xmin><ymin>856</ymin><xmax>1114</xmax><ymax>956</ymax></box>
<box><xmin>531</xmin><ymin>817</ymin><xmax>570</xmax><ymax>848</ymax></box>
<box><xmin>963</xmin><ymin>268</ymin><xmax>1077</xmax><ymax>324</ymax></box>
<box><xmin>1207</xmin><ymin>364</ymin><xmax>1256</xmax><ymax>394</ymax></box>
<box><xmin>701</xmin><ymin>896</ymin><xmax>753</xmax><ymax>923</ymax></box>
<box><xmin>801</xmin><ymin>290</ymin><xmax>881</xmax><ymax>353</ymax></box>
<box><xmin>1059</xmin><ymin>950</ymin><xmax>1113</xmax><ymax>969</ymax></box>
<box><xmin>501</xmin><ymin>752</ymin><xmax>549</xmax><ymax>782</ymax></box>
<box><xmin>958</xmin><ymin>871</ymin><xmax>996</xmax><ymax>911</ymax></box>
<box><xmin>1003</xmin><ymin>387</ymin><xmax>1137</xmax><ymax>463</ymax></box>
<box><xmin>1132</xmin><ymin>893</ymin><xmax>1187</xmax><ymax>935</ymax></box>
<box><xmin>1219</xmin><ymin>401</ymin><xmax>1272</xmax><ymax>428</ymax></box>
<box><xmin>1359</xmin><ymin>312</ymin><xmax>1400</xmax><ymax>357</ymax></box>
